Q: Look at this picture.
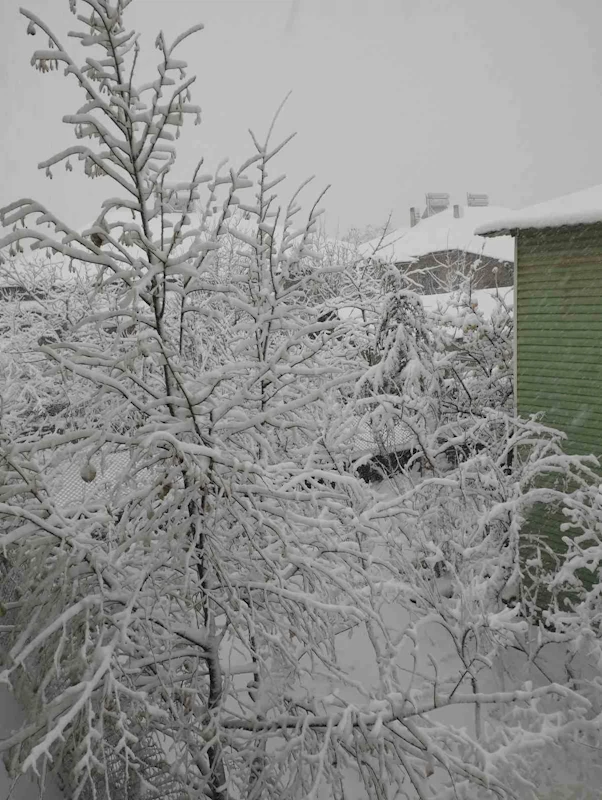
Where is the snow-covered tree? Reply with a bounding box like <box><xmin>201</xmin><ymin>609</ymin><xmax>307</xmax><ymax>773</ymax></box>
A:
<box><xmin>0</xmin><ymin>5</ymin><xmax>378</xmax><ymax>797</ymax></box>
<box><xmin>1</xmin><ymin>3</ymin><xmax>602</xmax><ymax>800</ymax></box>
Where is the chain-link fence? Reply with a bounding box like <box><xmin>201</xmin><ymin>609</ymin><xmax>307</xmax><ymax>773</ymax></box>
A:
<box><xmin>347</xmin><ymin>411</ymin><xmax>417</xmax><ymax>482</ymax></box>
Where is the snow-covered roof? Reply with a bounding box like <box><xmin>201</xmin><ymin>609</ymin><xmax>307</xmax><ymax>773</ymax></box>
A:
<box><xmin>476</xmin><ymin>184</ymin><xmax>602</xmax><ymax>237</ymax></box>
<box><xmin>362</xmin><ymin>205</ymin><xmax>514</xmax><ymax>264</ymax></box>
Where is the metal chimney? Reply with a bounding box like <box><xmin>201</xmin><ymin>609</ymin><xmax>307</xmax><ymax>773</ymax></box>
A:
<box><xmin>453</xmin><ymin>204</ymin><xmax>461</xmax><ymax>219</ymax></box>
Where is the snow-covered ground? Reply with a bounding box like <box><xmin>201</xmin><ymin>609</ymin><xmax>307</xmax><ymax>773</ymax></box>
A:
<box><xmin>421</xmin><ymin>285</ymin><xmax>513</xmax><ymax>318</ymax></box>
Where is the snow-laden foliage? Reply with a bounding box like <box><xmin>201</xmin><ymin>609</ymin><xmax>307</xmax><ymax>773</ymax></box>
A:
<box><xmin>345</xmin><ymin>279</ymin><xmax>602</xmax><ymax>796</ymax></box>
<box><xmin>0</xmin><ymin>256</ymin><xmax>99</xmax><ymax>440</ymax></box>
<box><xmin>436</xmin><ymin>282</ymin><xmax>514</xmax><ymax>417</ymax></box>
<box><xmin>1</xmin><ymin>3</ymin><xmax>602</xmax><ymax>799</ymax></box>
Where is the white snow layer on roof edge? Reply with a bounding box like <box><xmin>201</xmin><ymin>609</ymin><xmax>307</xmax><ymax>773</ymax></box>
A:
<box><xmin>476</xmin><ymin>183</ymin><xmax>602</xmax><ymax>236</ymax></box>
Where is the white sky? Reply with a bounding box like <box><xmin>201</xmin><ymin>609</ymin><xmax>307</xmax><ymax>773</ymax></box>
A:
<box><xmin>1</xmin><ymin>0</ymin><xmax>601</xmax><ymax>237</ymax></box>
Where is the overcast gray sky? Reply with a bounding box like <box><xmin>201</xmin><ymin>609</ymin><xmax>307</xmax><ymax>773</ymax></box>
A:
<box><xmin>1</xmin><ymin>0</ymin><xmax>601</xmax><ymax>236</ymax></box>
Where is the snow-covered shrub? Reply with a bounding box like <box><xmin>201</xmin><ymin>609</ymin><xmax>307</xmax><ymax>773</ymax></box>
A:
<box><xmin>349</xmin><ymin>275</ymin><xmax>514</xmax><ymax>480</ymax></box>
<box><xmin>0</xmin><ymin>255</ymin><xmax>98</xmax><ymax>439</ymax></box>
<box><xmin>353</xmin><ymin>276</ymin><xmax>602</xmax><ymax>796</ymax></box>
<box><xmin>434</xmin><ymin>282</ymin><xmax>514</xmax><ymax>417</ymax></box>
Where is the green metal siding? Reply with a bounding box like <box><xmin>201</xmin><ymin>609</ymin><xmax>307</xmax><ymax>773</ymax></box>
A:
<box><xmin>517</xmin><ymin>225</ymin><xmax>602</xmax><ymax>460</ymax></box>
<box><xmin>516</xmin><ymin>225</ymin><xmax>602</xmax><ymax>586</ymax></box>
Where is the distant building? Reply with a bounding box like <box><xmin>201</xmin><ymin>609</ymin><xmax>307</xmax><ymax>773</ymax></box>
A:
<box><xmin>363</xmin><ymin>194</ymin><xmax>514</xmax><ymax>292</ymax></box>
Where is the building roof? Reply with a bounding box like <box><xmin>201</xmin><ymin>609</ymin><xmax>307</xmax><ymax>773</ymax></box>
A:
<box><xmin>475</xmin><ymin>184</ymin><xmax>602</xmax><ymax>237</ymax></box>
<box><xmin>362</xmin><ymin>205</ymin><xmax>515</xmax><ymax>263</ymax></box>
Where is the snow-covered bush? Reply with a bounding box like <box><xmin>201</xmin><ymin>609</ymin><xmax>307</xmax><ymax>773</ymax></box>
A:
<box><xmin>0</xmin><ymin>255</ymin><xmax>99</xmax><ymax>440</ymax></box>
<box><xmin>435</xmin><ymin>282</ymin><xmax>514</xmax><ymax>417</ymax></box>
<box><xmin>1</xmin><ymin>3</ymin><xmax>602</xmax><ymax>800</ymax></box>
<box><xmin>348</xmin><ymin>275</ymin><xmax>514</xmax><ymax>480</ymax></box>
<box><xmin>353</xmin><ymin>284</ymin><xmax>602</xmax><ymax>794</ymax></box>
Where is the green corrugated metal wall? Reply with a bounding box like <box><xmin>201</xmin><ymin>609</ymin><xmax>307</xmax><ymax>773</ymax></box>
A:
<box><xmin>516</xmin><ymin>225</ymin><xmax>602</xmax><ymax>587</ymax></box>
<box><xmin>517</xmin><ymin>225</ymin><xmax>602</xmax><ymax>458</ymax></box>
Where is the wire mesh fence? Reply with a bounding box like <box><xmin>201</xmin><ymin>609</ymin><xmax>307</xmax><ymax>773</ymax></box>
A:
<box><xmin>347</xmin><ymin>411</ymin><xmax>417</xmax><ymax>482</ymax></box>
